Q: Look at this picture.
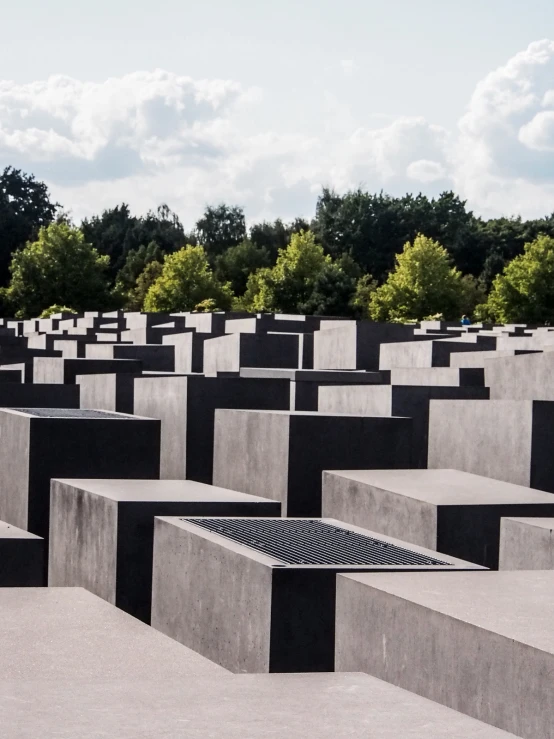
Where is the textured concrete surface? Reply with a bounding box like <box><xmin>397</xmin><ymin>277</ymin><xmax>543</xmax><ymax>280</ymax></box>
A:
<box><xmin>428</xmin><ymin>399</ymin><xmax>554</xmax><ymax>491</ymax></box>
<box><xmin>486</xmin><ymin>350</ymin><xmax>554</xmax><ymax>400</ymax></box>
<box><xmin>49</xmin><ymin>478</ymin><xmax>280</xmax><ymax>622</ymax></box>
<box><xmin>33</xmin><ymin>356</ymin><xmax>143</xmax><ymax>383</ymax></box>
<box><xmin>213</xmin><ymin>409</ymin><xmax>413</xmax><ymax>516</ymax></box>
<box><xmin>379</xmin><ymin>339</ymin><xmax>495</xmax><ymax>370</ymax></box>
<box><xmin>335</xmin><ymin>570</ymin><xmax>554</xmax><ymax>739</ymax></box>
<box><xmin>133</xmin><ymin>375</ymin><xmax>289</xmax><ymax>482</ymax></box>
<box><xmin>0</xmin><ymin>672</ymin><xmax>518</xmax><ymax>738</ymax></box>
<box><xmin>313</xmin><ymin>322</ymin><xmax>417</xmax><ymax>371</ymax></box>
<box><xmin>322</xmin><ymin>469</ymin><xmax>554</xmax><ymax>567</ymax></box>
<box><xmin>0</xmin><ymin>409</ymin><xmax>161</xmax><ymax>545</ymax></box>
<box><xmin>0</xmin><ymin>383</ymin><xmax>79</xmax><ymax>408</ymax></box>
<box><xmin>389</xmin><ymin>367</ymin><xmax>485</xmax><ymax>386</ymax></box>
<box><xmin>85</xmin><ymin>342</ymin><xmax>175</xmax><ymax>371</ymax></box>
<box><xmin>499</xmin><ymin>517</ymin><xmax>554</xmax><ymax>569</ymax></box>
<box><xmin>318</xmin><ymin>384</ymin><xmax>489</xmax><ymax>467</ymax></box>
<box><xmin>151</xmin><ymin>516</ymin><xmax>481</xmax><ymax>674</ymax></box>
<box><xmin>203</xmin><ymin>332</ymin><xmax>301</xmax><ymax>375</ymax></box>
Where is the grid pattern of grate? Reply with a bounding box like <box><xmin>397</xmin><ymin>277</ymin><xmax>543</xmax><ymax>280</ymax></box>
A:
<box><xmin>183</xmin><ymin>518</ymin><xmax>451</xmax><ymax>566</ymax></box>
<box><xmin>9</xmin><ymin>408</ymin><xmax>131</xmax><ymax>419</ymax></box>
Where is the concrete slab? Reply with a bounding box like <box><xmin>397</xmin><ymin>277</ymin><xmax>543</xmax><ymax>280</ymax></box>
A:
<box><xmin>318</xmin><ymin>385</ymin><xmax>489</xmax><ymax>467</ymax></box>
<box><xmin>335</xmin><ymin>570</ymin><xmax>554</xmax><ymax>738</ymax></box>
<box><xmin>389</xmin><ymin>367</ymin><xmax>485</xmax><ymax>386</ymax></box>
<box><xmin>428</xmin><ymin>399</ymin><xmax>554</xmax><ymax>491</ymax></box>
<box><xmin>213</xmin><ymin>409</ymin><xmax>413</xmax><ymax>516</ymax></box>
<box><xmin>499</xmin><ymin>516</ymin><xmax>554</xmax><ymax>569</ymax></box>
<box><xmin>49</xmin><ymin>478</ymin><xmax>280</xmax><ymax>622</ymax></box>
<box><xmin>0</xmin><ymin>672</ymin><xmax>517</xmax><ymax>738</ymax></box>
<box><xmin>322</xmin><ymin>469</ymin><xmax>554</xmax><ymax>567</ymax></box>
<box><xmin>152</xmin><ymin>516</ymin><xmax>481</xmax><ymax>673</ymax></box>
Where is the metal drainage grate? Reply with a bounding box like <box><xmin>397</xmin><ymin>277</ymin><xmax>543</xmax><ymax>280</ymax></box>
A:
<box><xmin>183</xmin><ymin>518</ymin><xmax>451</xmax><ymax>566</ymax></box>
<box><xmin>9</xmin><ymin>408</ymin><xmax>131</xmax><ymax>419</ymax></box>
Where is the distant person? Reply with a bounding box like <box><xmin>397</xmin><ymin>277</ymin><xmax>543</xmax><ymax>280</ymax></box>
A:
<box><xmin>461</xmin><ymin>315</ymin><xmax>471</xmax><ymax>326</ymax></box>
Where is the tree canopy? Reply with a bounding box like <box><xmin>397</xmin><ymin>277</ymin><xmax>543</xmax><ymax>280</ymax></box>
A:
<box><xmin>0</xmin><ymin>167</ymin><xmax>58</xmax><ymax>286</ymax></box>
<box><xmin>143</xmin><ymin>245</ymin><xmax>233</xmax><ymax>312</ymax></box>
<box><xmin>477</xmin><ymin>234</ymin><xmax>554</xmax><ymax>323</ymax></box>
<box><xmin>195</xmin><ymin>204</ymin><xmax>246</xmax><ymax>261</ymax></box>
<box><xmin>368</xmin><ymin>234</ymin><xmax>473</xmax><ymax>321</ymax></box>
<box><xmin>6</xmin><ymin>222</ymin><xmax>110</xmax><ymax>318</ymax></box>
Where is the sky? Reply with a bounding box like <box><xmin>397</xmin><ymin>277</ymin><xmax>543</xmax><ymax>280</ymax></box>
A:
<box><xmin>2</xmin><ymin>0</ymin><xmax>554</xmax><ymax>225</ymax></box>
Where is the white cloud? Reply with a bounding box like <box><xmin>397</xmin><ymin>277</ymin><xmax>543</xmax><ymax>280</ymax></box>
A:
<box><xmin>339</xmin><ymin>60</ymin><xmax>358</xmax><ymax>77</ymax></box>
<box><xmin>3</xmin><ymin>41</ymin><xmax>554</xmax><ymax>223</ymax></box>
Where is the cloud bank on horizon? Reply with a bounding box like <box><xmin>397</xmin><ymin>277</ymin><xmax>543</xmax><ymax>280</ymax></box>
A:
<box><xmin>1</xmin><ymin>40</ymin><xmax>554</xmax><ymax>224</ymax></box>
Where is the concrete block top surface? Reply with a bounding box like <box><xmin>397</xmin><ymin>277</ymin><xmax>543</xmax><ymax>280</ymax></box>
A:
<box><xmin>324</xmin><ymin>469</ymin><xmax>554</xmax><ymax>506</ymax></box>
<box><xmin>239</xmin><ymin>367</ymin><xmax>384</xmax><ymax>382</ymax></box>
<box><xmin>0</xmin><ymin>587</ymin><xmax>226</xmax><ymax>680</ymax></box>
<box><xmin>159</xmin><ymin>516</ymin><xmax>483</xmax><ymax>570</ymax></box>
<box><xmin>1</xmin><ymin>671</ymin><xmax>517</xmax><ymax>738</ymax></box>
<box><xmin>0</xmin><ymin>520</ymin><xmax>42</xmax><ymax>539</ymax></box>
<box><xmin>53</xmin><ymin>478</ymin><xmax>279</xmax><ymax>504</ymax></box>
<box><xmin>216</xmin><ymin>408</ymin><xmax>410</xmax><ymax>419</ymax></box>
<box><xmin>340</xmin><ymin>570</ymin><xmax>554</xmax><ymax>653</ymax></box>
<box><xmin>3</xmin><ymin>407</ymin><xmax>155</xmax><ymax>421</ymax></box>
<box><xmin>501</xmin><ymin>516</ymin><xmax>554</xmax><ymax>531</ymax></box>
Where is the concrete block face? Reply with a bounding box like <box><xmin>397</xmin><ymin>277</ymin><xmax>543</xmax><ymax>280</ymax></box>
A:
<box><xmin>428</xmin><ymin>400</ymin><xmax>536</xmax><ymax>487</ymax></box>
<box><xmin>0</xmin><ymin>383</ymin><xmax>79</xmax><ymax>408</ymax></box>
<box><xmin>163</xmin><ymin>330</ymin><xmax>212</xmax><ymax>373</ymax></box>
<box><xmin>486</xmin><ymin>351</ymin><xmax>554</xmax><ymax>400</ymax></box>
<box><xmin>78</xmin><ymin>373</ymin><xmax>138</xmax><ymax>414</ymax></box>
<box><xmin>203</xmin><ymin>333</ymin><xmax>300</xmax><ymax>375</ymax></box>
<box><xmin>49</xmin><ymin>479</ymin><xmax>280</xmax><ymax>624</ymax></box>
<box><xmin>34</xmin><ymin>357</ymin><xmax>143</xmax><ymax>384</ymax></box>
<box><xmin>152</xmin><ymin>517</ymin><xmax>480</xmax><ymax>674</ymax></box>
<box><xmin>314</xmin><ymin>322</ymin><xmax>416</xmax><ymax>371</ymax></box>
<box><xmin>0</xmin><ymin>409</ymin><xmax>161</xmax><ymax>545</ymax></box>
<box><xmin>319</xmin><ymin>385</ymin><xmax>489</xmax><ymax>468</ymax></box>
<box><xmin>213</xmin><ymin>410</ymin><xmax>413</xmax><ymax>517</ymax></box>
<box><xmin>499</xmin><ymin>517</ymin><xmax>554</xmax><ymax>569</ymax></box>
<box><xmin>134</xmin><ymin>376</ymin><xmax>290</xmax><ymax>483</ymax></box>
<box><xmin>322</xmin><ymin>469</ymin><xmax>554</xmax><ymax>568</ymax></box>
<box><xmin>87</xmin><ymin>343</ymin><xmax>175</xmax><ymax>372</ymax></box>
<box><xmin>389</xmin><ymin>367</ymin><xmax>485</xmax><ymax>386</ymax></box>
<box><xmin>0</xmin><ymin>521</ymin><xmax>44</xmax><ymax>586</ymax></box>
<box><xmin>335</xmin><ymin>570</ymin><xmax>554</xmax><ymax>739</ymax></box>
<box><xmin>152</xmin><ymin>516</ymin><xmax>274</xmax><ymax>672</ymax></box>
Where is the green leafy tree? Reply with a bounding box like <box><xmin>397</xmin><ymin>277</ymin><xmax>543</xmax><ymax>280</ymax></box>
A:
<box><xmin>115</xmin><ymin>241</ymin><xmax>165</xmax><ymax>293</ymax></box>
<box><xmin>299</xmin><ymin>263</ymin><xmax>357</xmax><ymax>316</ymax></box>
<box><xmin>126</xmin><ymin>260</ymin><xmax>164</xmax><ymax>311</ymax></box>
<box><xmin>214</xmin><ymin>240</ymin><xmax>271</xmax><ymax>295</ymax></box>
<box><xmin>478</xmin><ymin>235</ymin><xmax>554</xmax><ymax>323</ymax></box>
<box><xmin>241</xmin><ymin>230</ymin><xmax>330</xmax><ymax>312</ymax></box>
<box><xmin>195</xmin><ymin>204</ymin><xmax>246</xmax><ymax>261</ymax></box>
<box><xmin>144</xmin><ymin>246</ymin><xmax>233</xmax><ymax>312</ymax></box>
<box><xmin>350</xmin><ymin>274</ymin><xmax>378</xmax><ymax>319</ymax></box>
<box><xmin>39</xmin><ymin>305</ymin><xmax>78</xmax><ymax>318</ymax></box>
<box><xmin>369</xmin><ymin>234</ymin><xmax>469</xmax><ymax>321</ymax></box>
<box><xmin>6</xmin><ymin>223</ymin><xmax>110</xmax><ymax>318</ymax></box>
<box><xmin>82</xmin><ymin>203</ymin><xmax>186</xmax><ymax>278</ymax></box>
<box><xmin>0</xmin><ymin>167</ymin><xmax>58</xmax><ymax>286</ymax></box>
<box><xmin>249</xmin><ymin>217</ymin><xmax>309</xmax><ymax>261</ymax></box>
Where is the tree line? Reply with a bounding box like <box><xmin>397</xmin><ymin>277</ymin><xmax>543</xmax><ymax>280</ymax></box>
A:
<box><xmin>1</xmin><ymin>165</ymin><xmax>554</xmax><ymax>322</ymax></box>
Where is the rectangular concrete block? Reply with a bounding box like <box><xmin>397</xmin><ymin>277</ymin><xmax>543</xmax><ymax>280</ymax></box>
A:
<box><xmin>389</xmin><ymin>367</ymin><xmax>485</xmax><ymax>386</ymax></box>
<box><xmin>313</xmin><ymin>322</ymin><xmax>417</xmax><ymax>371</ymax></box>
<box><xmin>133</xmin><ymin>375</ymin><xmax>290</xmax><ymax>482</ymax></box>
<box><xmin>213</xmin><ymin>409</ymin><xmax>413</xmax><ymax>516</ymax></box>
<box><xmin>85</xmin><ymin>343</ymin><xmax>175</xmax><ymax>371</ymax></box>
<box><xmin>163</xmin><ymin>330</ymin><xmax>216</xmax><ymax>373</ymax></box>
<box><xmin>0</xmin><ymin>408</ymin><xmax>161</xmax><ymax>546</ymax></box>
<box><xmin>322</xmin><ymin>469</ymin><xmax>554</xmax><ymax>568</ymax></box>
<box><xmin>499</xmin><ymin>517</ymin><xmax>554</xmax><ymax>569</ymax></box>
<box><xmin>318</xmin><ymin>385</ymin><xmax>489</xmax><ymax>467</ymax></box>
<box><xmin>0</xmin><ymin>383</ymin><xmax>80</xmax><ymax>408</ymax></box>
<box><xmin>49</xmin><ymin>478</ymin><xmax>280</xmax><ymax>622</ymax></box>
<box><xmin>485</xmin><ymin>351</ymin><xmax>554</xmax><ymax>400</ymax></box>
<box><xmin>203</xmin><ymin>333</ymin><xmax>301</xmax><ymax>375</ymax></box>
<box><xmin>33</xmin><ymin>357</ymin><xmax>143</xmax><ymax>383</ymax></box>
<box><xmin>151</xmin><ymin>517</ymin><xmax>480</xmax><ymax>674</ymax></box>
<box><xmin>428</xmin><ymin>399</ymin><xmax>554</xmax><ymax>491</ymax></box>
<box><xmin>379</xmin><ymin>339</ymin><xmax>495</xmax><ymax>370</ymax></box>
<box><xmin>335</xmin><ymin>570</ymin><xmax>554</xmax><ymax>739</ymax></box>
<box><xmin>0</xmin><ymin>521</ymin><xmax>44</xmax><ymax>586</ymax></box>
